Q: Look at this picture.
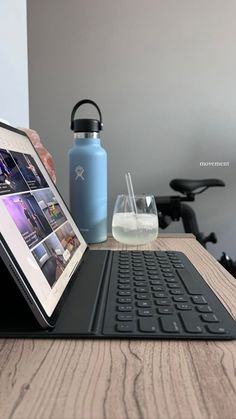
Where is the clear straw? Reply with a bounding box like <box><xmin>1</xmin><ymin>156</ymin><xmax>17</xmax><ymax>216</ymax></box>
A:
<box><xmin>125</xmin><ymin>172</ymin><xmax>137</xmax><ymax>214</ymax></box>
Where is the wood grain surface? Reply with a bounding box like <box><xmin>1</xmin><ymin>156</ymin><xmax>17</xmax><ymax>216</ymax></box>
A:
<box><xmin>1</xmin><ymin>235</ymin><xmax>236</xmax><ymax>419</ymax></box>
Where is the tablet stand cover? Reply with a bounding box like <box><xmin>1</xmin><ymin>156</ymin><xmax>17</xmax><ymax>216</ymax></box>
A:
<box><xmin>0</xmin><ymin>250</ymin><xmax>109</xmax><ymax>338</ymax></box>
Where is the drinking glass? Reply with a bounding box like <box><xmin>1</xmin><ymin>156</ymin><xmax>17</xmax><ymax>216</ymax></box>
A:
<box><xmin>112</xmin><ymin>194</ymin><xmax>159</xmax><ymax>245</ymax></box>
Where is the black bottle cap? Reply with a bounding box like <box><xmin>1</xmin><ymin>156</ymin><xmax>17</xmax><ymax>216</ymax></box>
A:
<box><xmin>72</xmin><ymin>118</ymin><xmax>101</xmax><ymax>133</ymax></box>
<box><xmin>70</xmin><ymin>99</ymin><xmax>103</xmax><ymax>132</ymax></box>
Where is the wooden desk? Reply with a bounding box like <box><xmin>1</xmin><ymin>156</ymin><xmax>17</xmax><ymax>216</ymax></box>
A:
<box><xmin>1</xmin><ymin>234</ymin><xmax>236</xmax><ymax>419</ymax></box>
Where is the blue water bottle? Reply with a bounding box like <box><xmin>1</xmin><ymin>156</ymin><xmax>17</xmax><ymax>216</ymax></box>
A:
<box><xmin>69</xmin><ymin>99</ymin><xmax>107</xmax><ymax>243</ymax></box>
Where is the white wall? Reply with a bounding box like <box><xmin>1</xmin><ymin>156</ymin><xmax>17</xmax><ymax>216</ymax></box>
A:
<box><xmin>0</xmin><ymin>0</ymin><xmax>29</xmax><ymax>126</ymax></box>
<box><xmin>27</xmin><ymin>0</ymin><xmax>236</xmax><ymax>259</ymax></box>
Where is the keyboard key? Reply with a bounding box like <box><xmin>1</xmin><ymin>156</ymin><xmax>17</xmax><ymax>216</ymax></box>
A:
<box><xmin>177</xmin><ymin>270</ymin><xmax>203</xmax><ymax>295</ymax></box>
<box><xmin>139</xmin><ymin>318</ymin><xmax>157</xmax><ymax>332</ymax></box>
<box><xmin>138</xmin><ymin>309</ymin><xmax>154</xmax><ymax>317</ymax></box>
<box><xmin>151</xmin><ymin>286</ymin><xmax>164</xmax><ymax>292</ymax></box>
<box><xmin>136</xmin><ymin>293</ymin><xmax>151</xmax><ymax>300</ymax></box>
<box><xmin>118</xmin><ymin>284</ymin><xmax>131</xmax><ymax>290</ymax></box>
<box><xmin>134</xmin><ymin>281</ymin><xmax>147</xmax><ymax>287</ymax></box>
<box><xmin>117</xmin><ymin>314</ymin><xmax>133</xmax><ymax>321</ymax></box>
<box><xmin>134</xmin><ymin>276</ymin><xmax>145</xmax><ymax>281</ymax></box>
<box><xmin>119</xmin><ymin>274</ymin><xmax>130</xmax><ymax>278</ymax></box>
<box><xmin>135</xmin><ymin>287</ymin><xmax>148</xmax><ymax>293</ymax></box>
<box><xmin>164</xmin><ymin>277</ymin><xmax>176</xmax><ymax>282</ymax></box>
<box><xmin>119</xmin><ymin>269</ymin><xmax>130</xmax><ymax>274</ymax></box>
<box><xmin>153</xmin><ymin>292</ymin><xmax>167</xmax><ymax>298</ymax></box>
<box><xmin>201</xmin><ymin>313</ymin><xmax>219</xmax><ymax>323</ymax></box>
<box><xmin>176</xmin><ymin>303</ymin><xmax>192</xmax><ymax>311</ymax></box>
<box><xmin>156</xmin><ymin>254</ymin><xmax>167</xmax><ymax>259</ymax></box>
<box><xmin>118</xmin><ymin>279</ymin><xmax>130</xmax><ymax>284</ymax></box>
<box><xmin>180</xmin><ymin>312</ymin><xmax>202</xmax><ymax>333</ymax></box>
<box><xmin>147</xmin><ymin>271</ymin><xmax>159</xmax><ymax>275</ymax></box>
<box><xmin>150</xmin><ymin>280</ymin><xmax>162</xmax><ymax>285</ymax></box>
<box><xmin>117</xmin><ymin>323</ymin><xmax>134</xmax><ymax>332</ymax></box>
<box><xmin>117</xmin><ymin>306</ymin><xmax>132</xmax><ymax>312</ymax></box>
<box><xmin>135</xmin><ymin>272</ymin><xmax>145</xmax><ymax>276</ymax></box>
<box><xmin>117</xmin><ymin>298</ymin><xmax>132</xmax><ymax>304</ymax></box>
<box><xmin>192</xmin><ymin>296</ymin><xmax>207</xmax><ymax>305</ymax></box>
<box><xmin>155</xmin><ymin>298</ymin><xmax>171</xmax><ymax>306</ymax></box>
<box><xmin>171</xmin><ymin>261</ymin><xmax>182</xmax><ymax>265</ymax></box>
<box><xmin>168</xmin><ymin>255</ymin><xmax>180</xmax><ymax>259</ymax></box>
<box><xmin>169</xmin><ymin>290</ymin><xmax>183</xmax><ymax>295</ymax></box>
<box><xmin>173</xmin><ymin>264</ymin><xmax>184</xmax><ymax>269</ymax></box>
<box><xmin>157</xmin><ymin>307</ymin><xmax>174</xmax><ymax>314</ymax></box>
<box><xmin>206</xmin><ymin>324</ymin><xmax>227</xmax><ymax>334</ymax></box>
<box><xmin>118</xmin><ymin>291</ymin><xmax>131</xmax><ymax>296</ymax></box>
<box><xmin>196</xmin><ymin>305</ymin><xmax>213</xmax><ymax>313</ymax></box>
<box><xmin>149</xmin><ymin>275</ymin><xmax>161</xmax><ymax>280</ymax></box>
<box><xmin>161</xmin><ymin>268</ymin><xmax>173</xmax><ymax>273</ymax></box>
<box><xmin>167</xmin><ymin>284</ymin><xmax>180</xmax><ymax>289</ymax></box>
<box><xmin>137</xmin><ymin>301</ymin><xmax>151</xmax><ymax>308</ymax></box>
<box><xmin>172</xmin><ymin>296</ymin><xmax>188</xmax><ymax>303</ymax></box>
<box><xmin>160</xmin><ymin>316</ymin><xmax>180</xmax><ymax>333</ymax></box>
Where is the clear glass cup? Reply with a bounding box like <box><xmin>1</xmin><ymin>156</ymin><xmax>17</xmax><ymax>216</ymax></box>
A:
<box><xmin>112</xmin><ymin>194</ymin><xmax>159</xmax><ymax>245</ymax></box>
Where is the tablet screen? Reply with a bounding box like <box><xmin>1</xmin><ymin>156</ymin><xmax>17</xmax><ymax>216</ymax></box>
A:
<box><xmin>0</xmin><ymin>124</ymin><xmax>87</xmax><ymax>316</ymax></box>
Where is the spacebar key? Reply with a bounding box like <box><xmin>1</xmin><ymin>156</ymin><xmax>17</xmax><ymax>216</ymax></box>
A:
<box><xmin>177</xmin><ymin>269</ymin><xmax>203</xmax><ymax>295</ymax></box>
<box><xmin>160</xmin><ymin>316</ymin><xmax>180</xmax><ymax>333</ymax></box>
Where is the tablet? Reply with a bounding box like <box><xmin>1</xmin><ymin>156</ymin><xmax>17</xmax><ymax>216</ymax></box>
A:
<box><xmin>0</xmin><ymin>123</ymin><xmax>87</xmax><ymax>327</ymax></box>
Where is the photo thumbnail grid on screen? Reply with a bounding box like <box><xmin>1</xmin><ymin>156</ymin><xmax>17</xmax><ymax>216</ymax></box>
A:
<box><xmin>0</xmin><ymin>146</ymin><xmax>81</xmax><ymax>288</ymax></box>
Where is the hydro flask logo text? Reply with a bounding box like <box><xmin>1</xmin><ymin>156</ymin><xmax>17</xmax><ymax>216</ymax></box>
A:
<box><xmin>75</xmin><ymin>165</ymin><xmax>85</xmax><ymax>181</ymax></box>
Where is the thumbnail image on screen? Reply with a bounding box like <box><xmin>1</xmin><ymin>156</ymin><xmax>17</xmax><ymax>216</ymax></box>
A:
<box><xmin>0</xmin><ymin>149</ymin><xmax>29</xmax><ymax>195</ymax></box>
<box><xmin>10</xmin><ymin>152</ymin><xmax>48</xmax><ymax>190</ymax></box>
<box><xmin>32</xmin><ymin>189</ymin><xmax>67</xmax><ymax>231</ymax></box>
<box><xmin>32</xmin><ymin>222</ymin><xmax>81</xmax><ymax>287</ymax></box>
<box><xmin>3</xmin><ymin>193</ymin><xmax>53</xmax><ymax>249</ymax></box>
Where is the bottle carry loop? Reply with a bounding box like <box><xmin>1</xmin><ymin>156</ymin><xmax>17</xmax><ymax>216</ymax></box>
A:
<box><xmin>70</xmin><ymin>99</ymin><xmax>103</xmax><ymax>131</ymax></box>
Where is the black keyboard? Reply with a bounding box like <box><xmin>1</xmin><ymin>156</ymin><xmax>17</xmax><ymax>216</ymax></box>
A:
<box><xmin>102</xmin><ymin>251</ymin><xmax>236</xmax><ymax>339</ymax></box>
